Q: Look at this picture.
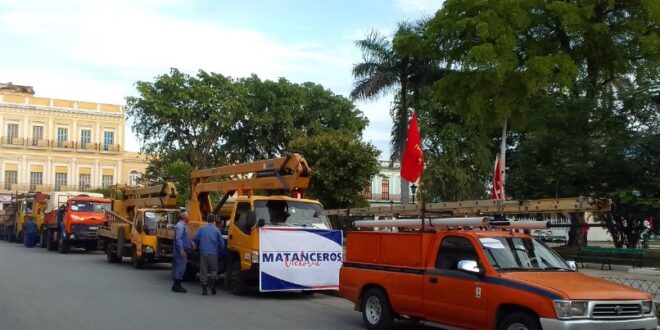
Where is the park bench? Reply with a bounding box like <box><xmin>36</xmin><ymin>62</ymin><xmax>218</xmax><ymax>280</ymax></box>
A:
<box><xmin>572</xmin><ymin>246</ymin><xmax>644</xmax><ymax>270</ymax></box>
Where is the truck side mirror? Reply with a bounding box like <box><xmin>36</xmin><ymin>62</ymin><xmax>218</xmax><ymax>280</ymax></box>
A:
<box><xmin>458</xmin><ymin>260</ymin><xmax>482</xmax><ymax>275</ymax></box>
<box><xmin>566</xmin><ymin>260</ymin><xmax>577</xmax><ymax>271</ymax></box>
<box><xmin>135</xmin><ymin>221</ymin><xmax>143</xmax><ymax>233</ymax></box>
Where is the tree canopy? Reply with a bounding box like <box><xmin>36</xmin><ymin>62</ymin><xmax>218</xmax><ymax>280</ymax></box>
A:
<box><xmin>126</xmin><ymin>69</ymin><xmax>376</xmax><ymax>208</ymax></box>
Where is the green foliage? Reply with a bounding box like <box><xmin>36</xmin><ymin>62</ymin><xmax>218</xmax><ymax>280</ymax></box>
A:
<box><xmin>289</xmin><ymin>131</ymin><xmax>381</xmax><ymax>209</ymax></box>
<box><xmin>88</xmin><ymin>188</ymin><xmax>111</xmax><ymax>198</ymax></box>
<box><xmin>227</xmin><ymin>76</ymin><xmax>367</xmax><ymax>162</ymax></box>
<box><xmin>127</xmin><ymin>69</ymin><xmax>375</xmax><ymax>208</ymax></box>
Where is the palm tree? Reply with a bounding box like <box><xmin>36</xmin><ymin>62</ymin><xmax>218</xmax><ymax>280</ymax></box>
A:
<box><xmin>351</xmin><ymin>21</ymin><xmax>440</xmax><ymax>204</ymax></box>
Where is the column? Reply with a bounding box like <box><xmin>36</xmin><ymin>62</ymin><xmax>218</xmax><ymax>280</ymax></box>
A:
<box><xmin>94</xmin><ymin>159</ymin><xmax>101</xmax><ymax>187</ymax></box>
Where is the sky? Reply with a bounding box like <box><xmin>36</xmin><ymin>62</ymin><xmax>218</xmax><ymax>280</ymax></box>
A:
<box><xmin>0</xmin><ymin>0</ymin><xmax>443</xmax><ymax>157</ymax></box>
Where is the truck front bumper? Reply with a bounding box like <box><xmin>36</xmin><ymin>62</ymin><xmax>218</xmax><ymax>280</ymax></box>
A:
<box><xmin>540</xmin><ymin>316</ymin><xmax>657</xmax><ymax>330</ymax></box>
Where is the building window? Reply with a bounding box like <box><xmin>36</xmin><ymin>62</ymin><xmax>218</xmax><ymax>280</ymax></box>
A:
<box><xmin>79</xmin><ymin>174</ymin><xmax>91</xmax><ymax>190</ymax></box>
<box><xmin>30</xmin><ymin>172</ymin><xmax>43</xmax><ymax>191</ymax></box>
<box><xmin>32</xmin><ymin>126</ymin><xmax>44</xmax><ymax>146</ymax></box>
<box><xmin>4</xmin><ymin>170</ymin><xmax>17</xmax><ymax>190</ymax></box>
<box><xmin>381</xmin><ymin>178</ymin><xmax>390</xmax><ymax>200</ymax></box>
<box><xmin>55</xmin><ymin>173</ymin><xmax>67</xmax><ymax>191</ymax></box>
<box><xmin>7</xmin><ymin>123</ymin><xmax>19</xmax><ymax>142</ymax></box>
<box><xmin>57</xmin><ymin>128</ymin><xmax>68</xmax><ymax>148</ymax></box>
<box><xmin>102</xmin><ymin>175</ymin><xmax>113</xmax><ymax>188</ymax></box>
<box><xmin>80</xmin><ymin>129</ymin><xmax>91</xmax><ymax>149</ymax></box>
<box><xmin>103</xmin><ymin>131</ymin><xmax>114</xmax><ymax>150</ymax></box>
<box><xmin>128</xmin><ymin>170</ymin><xmax>140</xmax><ymax>186</ymax></box>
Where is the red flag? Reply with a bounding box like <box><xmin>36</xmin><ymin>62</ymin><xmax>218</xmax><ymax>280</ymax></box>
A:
<box><xmin>490</xmin><ymin>154</ymin><xmax>504</xmax><ymax>200</ymax></box>
<box><xmin>400</xmin><ymin>111</ymin><xmax>424</xmax><ymax>182</ymax></box>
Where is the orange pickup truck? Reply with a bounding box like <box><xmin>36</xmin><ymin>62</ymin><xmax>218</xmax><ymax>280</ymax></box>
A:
<box><xmin>340</xmin><ymin>230</ymin><xmax>657</xmax><ymax>330</ymax></box>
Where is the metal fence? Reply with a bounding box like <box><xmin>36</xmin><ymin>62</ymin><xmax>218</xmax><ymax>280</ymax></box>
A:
<box><xmin>602</xmin><ymin>277</ymin><xmax>660</xmax><ymax>300</ymax></box>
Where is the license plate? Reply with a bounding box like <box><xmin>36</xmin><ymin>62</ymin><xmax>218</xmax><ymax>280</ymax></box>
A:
<box><xmin>89</xmin><ymin>226</ymin><xmax>98</xmax><ymax>230</ymax></box>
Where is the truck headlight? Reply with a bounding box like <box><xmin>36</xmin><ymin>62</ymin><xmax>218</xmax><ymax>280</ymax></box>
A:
<box><xmin>144</xmin><ymin>246</ymin><xmax>154</xmax><ymax>254</ymax></box>
<box><xmin>642</xmin><ymin>301</ymin><xmax>653</xmax><ymax>314</ymax></box>
<box><xmin>553</xmin><ymin>300</ymin><xmax>588</xmax><ymax>319</ymax></box>
<box><xmin>251</xmin><ymin>251</ymin><xmax>259</xmax><ymax>264</ymax></box>
<box><xmin>69</xmin><ymin>234</ymin><xmax>75</xmax><ymax>239</ymax></box>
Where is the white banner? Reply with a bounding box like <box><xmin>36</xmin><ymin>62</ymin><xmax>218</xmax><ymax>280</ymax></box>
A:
<box><xmin>259</xmin><ymin>227</ymin><xmax>342</xmax><ymax>292</ymax></box>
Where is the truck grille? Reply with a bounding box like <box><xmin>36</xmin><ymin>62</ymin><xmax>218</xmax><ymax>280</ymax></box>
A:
<box><xmin>592</xmin><ymin>303</ymin><xmax>642</xmax><ymax>319</ymax></box>
<box><xmin>71</xmin><ymin>224</ymin><xmax>98</xmax><ymax>238</ymax></box>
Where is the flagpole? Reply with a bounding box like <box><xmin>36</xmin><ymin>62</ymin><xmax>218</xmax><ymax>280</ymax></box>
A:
<box><xmin>500</xmin><ymin>119</ymin><xmax>507</xmax><ymax>199</ymax></box>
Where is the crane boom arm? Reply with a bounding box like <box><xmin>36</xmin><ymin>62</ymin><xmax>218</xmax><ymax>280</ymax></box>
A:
<box><xmin>191</xmin><ymin>154</ymin><xmax>311</xmax><ymax>195</ymax></box>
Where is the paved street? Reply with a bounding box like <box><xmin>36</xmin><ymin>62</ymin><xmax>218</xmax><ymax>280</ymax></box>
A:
<box><xmin>0</xmin><ymin>241</ymin><xmax>436</xmax><ymax>330</ymax></box>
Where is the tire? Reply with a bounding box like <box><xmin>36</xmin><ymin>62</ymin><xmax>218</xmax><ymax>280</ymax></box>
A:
<box><xmin>40</xmin><ymin>230</ymin><xmax>47</xmax><ymax>249</ymax></box>
<box><xmin>116</xmin><ymin>230</ymin><xmax>125</xmax><ymax>259</ymax></box>
<box><xmin>183</xmin><ymin>262</ymin><xmax>197</xmax><ymax>282</ymax></box>
<box><xmin>106</xmin><ymin>241</ymin><xmax>120</xmax><ymax>263</ymax></box>
<box><xmin>16</xmin><ymin>231</ymin><xmax>24</xmax><ymax>244</ymax></box>
<box><xmin>47</xmin><ymin>229</ymin><xmax>57</xmax><ymax>251</ymax></box>
<box><xmin>227</xmin><ymin>260</ymin><xmax>248</xmax><ymax>295</ymax></box>
<box><xmin>498</xmin><ymin>312</ymin><xmax>541</xmax><ymax>330</ymax></box>
<box><xmin>361</xmin><ymin>288</ymin><xmax>394</xmax><ymax>330</ymax></box>
<box><xmin>58</xmin><ymin>233</ymin><xmax>69</xmax><ymax>254</ymax></box>
<box><xmin>131</xmin><ymin>246</ymin><xmax>144</xmax><ymax>269</ymax></box>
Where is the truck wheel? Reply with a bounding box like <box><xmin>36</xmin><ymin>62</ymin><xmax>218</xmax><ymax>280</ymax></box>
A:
<box><xmin>361</xmin><ymin>288</ymin><xmax>394</xmax><ymax>330</ymax></box>
<box><xmin>16</xmin><ymin>231</ymin><xmax>24</xmax><ymax>244</ymax></box>
<box><xmin>47</xmin><ymin>229</ymin><xmax>57</xmax><ymax>251</ymax></box>
<box><xmin>40</xmin><ymin>231</ymin><xmax>47</xmax><ymax>249</ymax></box>
<box><xmin>227</xmin><ymin>260</ymin><xmax>248</xmax><ymax>295</ymax></box>
<box><xmin>105</xmin><ymin>241</ymin><xmax>120</xmax><ymax>263</ymax></box>
<box><xmin>131</xmin><ymin>246</ymin><xmax>145</xmax><ymax>269</ymax></box>
<box><xmin>498</xmin><ymin>312</ymin><xmax>540</xmax><ymax>330</ymax></box>
<box><xmin>58</xmin><ymin>234</ymin><xmax>69</xmax><ymax>254</ymax></box>
<box><xmin>116</xmin><ymin>230</ymin><xmax>125</xmax><ymax>259</ymax></box>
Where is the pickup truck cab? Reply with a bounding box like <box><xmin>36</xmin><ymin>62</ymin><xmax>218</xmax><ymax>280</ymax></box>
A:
<box><xmin>340</xmin><ymin>230</ymin><xmax>657</xmax><ymax>330</ymax></box>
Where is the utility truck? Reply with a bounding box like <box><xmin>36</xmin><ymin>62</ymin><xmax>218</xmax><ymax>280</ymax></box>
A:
<box><xmin>43</xmin><ymin>192</ymin><xmax>111</xmax><ymax>253</ymax></box>
<box><xmin>336</xmin><ymin>198</ymin><xmax>657</xmax><ymax>330</ymax></box>
<box><xmin>159</xmin><ymin>154</ymin><xmax>342</xmax><ymax>295</ymax></box>
<box><xmin>97</xmin><ymin>183</ymin><xmax>180</xmax><ymax>268</ymax></box>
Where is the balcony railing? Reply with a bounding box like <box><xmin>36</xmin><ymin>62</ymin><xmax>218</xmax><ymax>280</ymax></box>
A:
<box><xmin>53</xmin><ymin>140</ymin><xmax>75</xmax><ymax>149</ymax></box>
<box><xmin>77</xmin><ymin>142</ymin><xmax>99</xmax><ymax>152</ymax></box>
<box><xmin>29</xmin><ymin>139</ymin><xmax>50</xmax><ymax>148</ymax></box>
<box><xmin>1</xmin><ymin>136</ymin><xmax>26</xmax><ymax>146</ymax></box>
<box><xmin>0</xmin><ymin>138</ymin><xmax>121</xmax><ymax>154</ymax></box>
<box><xmin>1</xmin><ymin>182</ymin><xmax>108</xmax><ymax>193</ymax></box>
<box><xmin>101</xmin><ymin>144</ymin><xmax>121</xmax><ymax>153</ymax></box>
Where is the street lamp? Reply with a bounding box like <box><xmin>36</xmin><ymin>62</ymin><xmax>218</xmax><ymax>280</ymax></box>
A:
<box><xmin>410</xmin><ymin>183</ymin><xmax>417</xmax><ymax>204</ymax></box>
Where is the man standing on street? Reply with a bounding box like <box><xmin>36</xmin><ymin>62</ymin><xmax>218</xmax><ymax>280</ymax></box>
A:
<box><xmin>24</xmin><ymin>217</ymin><xmax>37</xmax><ymax>248</ymax></box>
<box><xmin>172</xmin><ymin>212</ymin><xmax>192</xmax><ymax>293</ymax></box>
<box><xmin>194</xmin><ymin>214</ymin><xmax>226</xmax><ymax>295</ymax></box>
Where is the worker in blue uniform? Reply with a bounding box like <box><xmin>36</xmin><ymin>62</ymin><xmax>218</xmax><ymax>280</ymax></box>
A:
<box><xmin>24</xmin><ymin>217</ymin><xmax>38</xmax><ymax>248</ymax></box>
<box><xmin>172</xmin><ymin>212</ymin><xmax>193</xmax><ymax>293</ymax></box>
<box><xmin>194</xmin><ymin>214</ymin><xmax>226</xmax><ymax>295</ymax></box>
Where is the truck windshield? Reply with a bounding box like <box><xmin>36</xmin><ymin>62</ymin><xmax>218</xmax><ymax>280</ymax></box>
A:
<box><xmin>479</xmin><ymin>237</ymin><xmax>571</xmax><ymax>271</ymax></box>
<box><xmin>70</xmin><ymin>202</ymin><xmax>111</xmax><ymax>213</ymax></box>
<box><xmin>146</xmin><ymin>211</ymin><xmax>179</xmax><ymax>231</ymax></box>
<box><xmin>254</xmin><ymin>200</ymin><xmax>329</xmax><ymax>228</ymax></box>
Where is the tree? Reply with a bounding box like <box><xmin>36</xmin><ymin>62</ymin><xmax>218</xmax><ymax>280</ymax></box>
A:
<box><xmin>126</xmin><ymin>68</ymin><xmax>244</xmax><ymax>170</ymax></box>
<box><xmin>226</xmin><ymin>75</ymin><xmax>368</xmax><ymax>162</ymax></box>
<box><xmin>351</xmin><ymin>21</ymin><xmax>440</xmax><ymax>204</ymax></box>
<box><xmin>421</xmin><ymin>0</ymin><xmax>658</xmax><ymax>224</ymax></box>
<box><xmin>288</xmin><ymin>131</ymin><xmax>381</xmax><ymax>209</ymax></box>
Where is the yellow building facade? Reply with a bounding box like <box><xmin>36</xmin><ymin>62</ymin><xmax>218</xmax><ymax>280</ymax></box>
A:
<box><xmin>0</xmin><ymin>83</ymin><xmax>148</xmax><ymax>195</ymax></box>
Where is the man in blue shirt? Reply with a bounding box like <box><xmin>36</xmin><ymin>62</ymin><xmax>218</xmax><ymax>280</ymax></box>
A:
<box><xmin>172</xmin><ymin>212</ymin><xmax>192</xmax><ymax>293</ymax></box>
<box><xmin>23</xmin><ymin>217</ymin><xmax>38</xmax><ymax>248</ymax></box>
<box><xmin>194</xmin><ymin>214</ymin><xmax>226</xmax><ymax>295</ymax></box>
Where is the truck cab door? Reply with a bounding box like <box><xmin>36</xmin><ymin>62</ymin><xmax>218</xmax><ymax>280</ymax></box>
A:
<box><xmin>227</xmin><ymin>202</ymin><xmax>252</xmax><ymax>267</ymax></box>
<box><xmin>423</xmin><ymin>235</ymin><xmax>489</xmax><ymax>329</ymax></box>
<box><xmin>132</xmin><ymin>211</ymin><xmax>143</xmax><ymax>252</ymax></box>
